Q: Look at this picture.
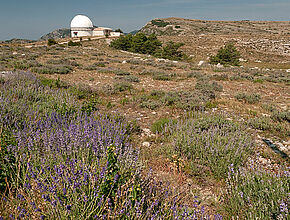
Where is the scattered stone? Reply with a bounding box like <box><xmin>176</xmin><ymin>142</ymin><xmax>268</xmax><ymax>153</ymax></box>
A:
<box><xmin>216</xmin><ymin>63</ymin><xmax>223</xmax><ymax>68</ymax></box>
<box><xmin>122</xmin><ymin>60</ymin><xmax>127</xmax><ymax>64</ymax></box>
<box><xmin>198</xmin><ymin>61</ymin><xmax>204</xmax><ymax>66</ymax></box>
<box><xmin>142</xmin><ymin>142</ymin><xmax>150</xmax><ymax>147</ymax></box>
<box><xmin>286</xmin><ymin>69</ymin><xmax>290</xmax><ymax>73</ymax></box>
<box><xmin>12</xmin><ymin>52</ymin><xmax>17</xmax><ymax>55</ymax></box>
<box><xmin>239</xmin><ymin>58</ymin><xmax>247</xmax><ymax>62</ymax></box>
<box><xmin>143</xmin><ymin>128</ymin><xmax>151</xmax><ymax>135</ymax></box>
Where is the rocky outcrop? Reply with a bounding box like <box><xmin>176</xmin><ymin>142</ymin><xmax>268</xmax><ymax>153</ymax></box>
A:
<box><xmin>140</xmin><ymin>17</ymin><xmax>290</xmax><ymax>36</ymax></box>
<box><xmin>40</xmin><ymin>28</ymin><xmax>71</xmax><ymax>41</ymax></box>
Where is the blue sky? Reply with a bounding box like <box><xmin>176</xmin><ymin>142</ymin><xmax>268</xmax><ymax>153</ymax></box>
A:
<box><xmin>0</xmin><ymin>0</ymin><xmax>289</xmax><ymax>40</ymax></box>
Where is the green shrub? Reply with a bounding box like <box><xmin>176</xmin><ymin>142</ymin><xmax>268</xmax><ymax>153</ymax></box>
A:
<box><xmin>31</xmin><ymin>65</ymin><xmax>72</xmax><ymax>74</ymax></box>
<box><xmin>155</xmin><ymin>41</ymin><xmax>185</xmax><ymax>61</ymax></box>
<box><xmin>271</xmin><ymin>110</ymin><xmax>290</xmax><ymax>123</ymax></box>
<box><xmin>69</xmin><ymin>84</ymin><xmax>94</xmax><ymax>99</ymax></box>
<box><xmin>12</xmin><ymin>60</ymin><xmax>41</xmax><ymax>70</ymax></box>
<box><xmin>115</xmin><ymin>70</ymin><xmax>130</xmax><ymax>76</ymax></box>
<box><xmin>40</xmin><ymin>77</ymin><xmax>69</xmax><ymax>89</ymax></box>
<box><xmin>114</xmin><ymin>81</ymin><xmax>133</xmax><ymax>92</ymax></box>
<box><xmin>167</xmin><ymin>112</ymin><xmax>254</xmax><ymax>179</ymax></box>
<box><xmin>151</xmin><ymin>19</ymin><xmax>170</xmax><ymax>27</ymax></box>
<box><xmin>116</xmin><ymin>75</ymin><xmax>140</xmax><ymax>83</ymax></box>
<box><xmin>152</xmin><ymin>118</ymin><xmax>175</xmax><ymax>133</ymax></box>
<box><xmin>235</xmin><ymin>93</ymin><xmax>261</xmax><ymax>104</ymax></box>
<box><xmin>68</xmin><ymin>40</ymin><xmax>81</xmax><ymax>46</ymax></box>
<box><xmin>152</xmin><ymin>72</ymin><xmax>173</xmax><ymax>81</ymax></box>
<box><xmin>115</xmin><ymin>28</ymin><xmax>123</xmax><ymax>33</ymax></box>
<box><xmin>47</xmin><ymin>39</ymin><xmax>57</xmax><ymax>46</ymax></box>
<box><xmin>140</xmin><ymin>100</ymin><xmax>161</xmax><ymax>110</ymax></box>
<box><xmin>195</xmin><ymin>77</ymin><xmax>223</xmax><ymax>100</ymax></box>
<box><xmin>0</xmin><ymin>129</ymin><xmax>16</xmax><ymax>193</ymax></box>
<box><xmin>210</xmin><ymin>43</ymin><xmax>240</xmax><ymax>66</ymax></box>
<box><xmin>150</xmin><ymin>90</ymin><xmax>165</xmax><ymax>98</ymax></box>
<box><xmin>111</xmin><ymin>33</ymin><xmax>185</xmax><ymax>60</ymax></box>
<box><xmin>81</xmin><ymin>96</ymin><xmax>99</xmax><ymax>115</ymax></box>
<box><xmin>248</xmin><ymin>116</ymin><xmax>272</xmax><ymax>131</ymax></box>
<box><xmin>225</xmin><ymin>167</ymin><xmax>289</xmax><ymax>219</ymax></box>
<box><xmin>248</xmin><ymin>116</ymin><xmax>289</xmax><ymax>137</ymax></box>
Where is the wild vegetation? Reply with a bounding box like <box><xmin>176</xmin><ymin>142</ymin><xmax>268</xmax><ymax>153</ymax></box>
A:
<box><xmin>110</xmin><ymin>33</ymin><xmax>186</xmax><ymax>60</ymax></box>
<box><xmin>0</xmin><ymin>22</ymin><xmax>289</xmax><ymax>219</ymax></box>
<box><xmin>210</xmin><ymin>43</ymin><xmax>241</xmax><ymax>66</ymax></box>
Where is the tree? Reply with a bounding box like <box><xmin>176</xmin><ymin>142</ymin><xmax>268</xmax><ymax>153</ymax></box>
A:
<box><xmin>210</xmin><ymin>43</ymin><xmax>241</xmax><ymax>66</ymax></box>
<box><xmin>110</xmin><ymin>34</ymin><xmax>132</xmax><ymax>50</ymax></box>
<box><xmin>143</xmin><ymin>34</ymin><xmax>162</xmax><ymax>55</ymax></box>
<box><xmin>130</xmin><ymin>32</ymin><xmax>148</xmax><ymax>53</ymax></box>
<box><xmin>115</xmin><ymin>28</ymin><xmax>123</xmax><ymax>33</ymax></box>
<box><xmin>156</xmin><ymin>41</ymin><xmax>185</xmax><ymax>60</ymax></box>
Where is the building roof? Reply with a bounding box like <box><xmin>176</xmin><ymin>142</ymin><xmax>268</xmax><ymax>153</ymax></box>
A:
<box><xmin>93</xmin><ymin>27</ymin><xmax>113</xmax><ymax>31</ymax></box>
<box><xmin>71</xmin><ymin>15</ymin><xmax>93</xmax><ymax>28</ymax></box>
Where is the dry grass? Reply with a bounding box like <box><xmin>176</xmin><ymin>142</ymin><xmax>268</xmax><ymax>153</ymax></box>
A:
<box><xmin>1</xmin><ymin>31</ymin><xmax>289</xmax><ymax>215</ymax></box>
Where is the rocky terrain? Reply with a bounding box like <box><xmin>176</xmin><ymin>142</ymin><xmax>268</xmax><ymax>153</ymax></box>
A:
<box><xmin>0</xmin><ymin>18</ymin><xmax>289</xmax><ymax>219</ymax></box>
<box><xmin>39</xmin><ymin>28</ymin><xmax>71</xmax><ymax>40</ymax></box>
<box><xmin>141</xmin><ymin>17</ymin><xmax>290</xmax><ymax>36</ymax></box>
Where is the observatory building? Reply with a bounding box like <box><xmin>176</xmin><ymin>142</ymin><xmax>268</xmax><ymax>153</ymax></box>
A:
<box><xmin>70</xmin><ymin>15</ymin><xmax>120</xmax><ymax>38</ymax></box>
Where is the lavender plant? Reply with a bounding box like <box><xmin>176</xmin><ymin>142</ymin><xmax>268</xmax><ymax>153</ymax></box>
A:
<box><xmin>224</xmin><ymin>166</ymin><xmax>289</xmax><ymax>219</ymax></box>
<box><xmin>165</xmin><ymin>112</ymin><xmax>254</xmax><ymax>179</ymax></box>
<box><xmin>0</xmin><ymin>72</ymin><xmax>220</xmax><ymax>219</ymax></box>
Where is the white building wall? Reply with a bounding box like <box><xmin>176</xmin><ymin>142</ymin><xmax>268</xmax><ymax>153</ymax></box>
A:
<box><xmin>93</xmin><ymin>30</ymin><xmax>105</xmax><ymax>36</ymax></box>
<box><xmin>71</xmin><ymin>30</ymin><xmax>93</xmax><ymax>38</ymax></box>
<box><xmin>111</xmin><ymin>32</ymin><xmax>121</xmax><ymax>37</ymax></box>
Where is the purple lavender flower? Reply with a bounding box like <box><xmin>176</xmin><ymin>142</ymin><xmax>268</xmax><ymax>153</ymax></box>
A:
<box><xmin>66</xmin><ymin>205</ymin><xmax>72</xmax><ymax>211</ymax></box>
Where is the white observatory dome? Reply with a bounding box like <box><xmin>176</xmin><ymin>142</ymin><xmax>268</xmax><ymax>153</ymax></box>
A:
<box><xmin>70</xmin><ymin>15</ymin><xmax>93</xmax><ymax>28</ymax></box>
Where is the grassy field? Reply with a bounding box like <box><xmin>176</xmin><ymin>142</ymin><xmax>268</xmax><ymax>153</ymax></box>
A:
<box><xmin>0</xmin><ymin>32</ymin><xmax>289</xmax><ymax>219</ymax></box>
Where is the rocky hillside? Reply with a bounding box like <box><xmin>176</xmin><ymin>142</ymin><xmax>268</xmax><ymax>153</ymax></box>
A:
<box><xmin>2</xmin><ymin>38</ymin><xmax>36</xmax><ymax>44</ymax></box>
<box><xmin>40</xmin><ymin>28</ymin><xmax>71</xmax><ymax>41</ymax></box>
<box><xmin>140</xmin><ymin>17</ymin><xmax>290</xmax><ymax>36</ymax></box>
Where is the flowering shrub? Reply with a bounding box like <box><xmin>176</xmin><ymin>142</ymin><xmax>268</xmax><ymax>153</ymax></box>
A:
<box><xmin>225</xmin><ymin>166</ymin><xmax>289</xmax><ymax>219</ymax></box>
<box><xmin>0</xmin><ymin>72</ymin><xmax>219</xmax><ymax>219</ymax></box>
<box><xmin>165</xmin><ymin>112</ymin><xmax>254</xmax><ymax>179</ymax></box>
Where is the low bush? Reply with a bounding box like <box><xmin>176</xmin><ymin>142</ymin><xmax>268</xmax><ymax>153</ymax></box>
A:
<box><xmin>152</xmin><ymin>72</ymin><xmax>173</xmax><ymax>81</ymax></box>
<box><xmin>40</xmin><ymin>77</ymin><xmax>69</xmax><ymax>89</ymax></box>
<box><xmin>69</xmin><ymin>83</ymin><xmax>95</xmax><ymax>99</ymax></box>
<box><xmin>235</xmin><ymin>92</ymin><xmax>261</xmax><ymax>104</ymax></box>
<box><xmin>140</xmin><ymin>100</ymin><xmax>161</xmax><ymax>110</ymax></box>
<box><xmin>224</xmin><ymin>167</ymin><xmax>289</xmax><ymax>219</ymax></box>
<box><xmin>114</xmin><ymin>81</ymin><xmax>133</xmax><ymax>92</ymax></box>
<box><xmin>195</xmin><ymin>77</ymin><xmax>223</xmax><ymax>100</ymax></box>
<box><xmin>68</xmin><ymin>40</ymin><xmax>81</xmax><ymax>46</ymax></box>
<box><xmin>31</xmin><ymin>65</ymin><xmax>73</xmax><ymax>74</ymax></box>
<box><xmin>116</xmin><ymin>75</ymin><xmax>140</xmax><ymax>83</ymax></box>
<box><xmin>151</xmin><ymin>19</ymin><xmax>170</xmax><ymax>27</ymax></box>
<box><xmin>152</xmin><ymin>118</ymin><xmax>176</xmax><ymax>134</ymax></box>
<box><xmin>114</xmin><ymin>70</ymin><xmax>130</xmax><ymax>76</ymax></box>
<box><xmin>0</xmin><ymin>72</ymin><xmax>216</xmax><ymax>219</ymax></box>
<box><xmin>166</xmin><ymin>112</ymin><xmax>254</xmax><ymax>179</ymax></box>
<box><xmin>12</xmin><ymin>60</ymin><xmax>41</xmax><ymax>70</ymax></box>
<box><xmin>248</xmin><ymin>116</ymin><xmax>289</xmax><ymax>137</ymax></box>
<box><xmin>47</xmin><ymin>39</ymin><xmax>57</xmax><ymax>46</ymax></box>
<box><xmin>271</xmin><ymin>110</ymin><xmax>290</xmax><ymax>123</ymax></box>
